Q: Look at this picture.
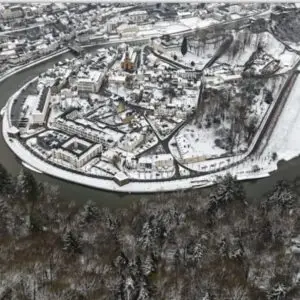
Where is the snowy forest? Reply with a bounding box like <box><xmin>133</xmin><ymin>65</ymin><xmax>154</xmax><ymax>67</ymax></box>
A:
<box><xmin>0</xmin><ymin>164</ymin><xmax>299</xmax><ymax>299</ymax></box>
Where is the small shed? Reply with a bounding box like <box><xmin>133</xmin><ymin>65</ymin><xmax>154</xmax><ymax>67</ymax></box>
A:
<box><xmin>8</xmin><ymin>126</ymin><xmax>19</xmax><ymax>138</ymax></box>
<box><xmin>114</xmin><ymin>171</ymin><xmax>130</xmax><ymax>186</ymax></box>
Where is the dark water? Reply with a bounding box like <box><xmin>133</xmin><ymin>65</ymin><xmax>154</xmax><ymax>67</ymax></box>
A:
<box><xmin>0</xmin><ymin>50</ymin><xmax>298</xmax><ymax>207</ymax></box>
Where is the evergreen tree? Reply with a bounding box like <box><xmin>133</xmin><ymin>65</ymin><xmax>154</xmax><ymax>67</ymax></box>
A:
<box><xmin>210</xmin><ymin>173</ymin><xmax>245</xmax><ymax>208</ymax></box>
<box><xmin>82</xmin><ymin>200</ymin><xmax>99</xmax><ymax>223</ymax></box>
<box><xmin>15</xmin><ymin>168</ymin><xmax>38</xmax><ymax>203</ymax></box>
<box><xmin>181</xmin><ymin>37</ymin><xmax>188</xmax><ymax>56</ymax></box>
<box><xmin>28</xmin><ymin>213</ymin><xmax>43</xmax><ymax>233</ymax></box>
<box><xmin>63</xmin><ymin>231</ymin><xmax>81</xmax><ymax>254</ymax></box>
<box><xmin>0</xmin><ymin>164</ymin><xmax>11</xmax><ymax>195</ymax></box>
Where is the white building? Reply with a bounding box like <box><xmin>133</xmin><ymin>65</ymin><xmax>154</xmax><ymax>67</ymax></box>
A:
<box><xmin>32</xmin><ymin>86</ymin><xmax>51</xmax><ymax>125</ymax></box>
<box><xmin>0</xmin><ymin>49</ymin><xmax>16</xmax><ymax>60</ymax></box>
<box><xmin>175</xmin><ymin>135</ymin><xmax>205</xmax><ymax>164</ymax></box>
<box><xmin>113</xmin><ymin>171</ymin><xmax>130</xmax><ymax>186</ymax></box>
<box><xmin>138</xmin><ymin>154</ymin><xmax>174</xmax><ymax>171</ymax></box>
<box><xmin>76</xmin><ymin>70</ymin><xmax>104</xmax><ymax>93</ymax></box>
<box><xmin>116</xmin><ymin>24</ymin><xmax>139</xmax><ymax>37</ymax></box>
<box><xmin>177</xmin><ymin>11</ymin><xmax>193</xmax><ymax>19</ymax></box>
<box><xmin>128</xmin><ymin>10</ymin><xmax>148</xmax><ymax>23</ymax></box>
<box><xmin>0</xmin><ymin>5</ymin><xmax>24</xmax><ymax>20</ymax></box>
<box><xmin>53</xmin><ymin>118</ymin><xmax>122</xmax><ymax>147</ymax></box>
<box><xmin>118</xmin><ymin>132</ymin><xmax>144</xmax><ymax>152</ymax></box>
<box><xmin>52</xmin><ymin>141</ymin><xmax>102</xmax><ymax>169</ymax></box>
<box><xmin>106</xmin><ymin>20</ymin><xmax>115</xmax><ymax>33</ymax></box>
<box><xmin>151</xmin><ymin>37</ymin><xmax>181</xmax><ymax>53</ymax></box>
<box><xmin>108</xmin><ymin>72</ymin><xmax>126</xmax><ymax>85</ymax></box>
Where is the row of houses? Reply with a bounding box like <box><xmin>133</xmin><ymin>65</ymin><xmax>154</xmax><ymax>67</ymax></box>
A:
<box><xmin>53</xmin><ymin>118</ymin><xmax>122</xmax><ymax>148</ymax></box>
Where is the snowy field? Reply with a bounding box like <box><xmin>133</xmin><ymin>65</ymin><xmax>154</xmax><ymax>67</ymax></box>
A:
<box><xmin>170</xmin><ymin>124</ymin><xmax>227</xmax><ymax>161</ymax></box>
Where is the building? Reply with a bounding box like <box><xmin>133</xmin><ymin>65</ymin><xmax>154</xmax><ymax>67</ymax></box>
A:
<box><xmin>0</xmin><ymin>5</ymin><xmax>24</xmax><ymax>20</ymax></box>
<box><xmin>52</xmin><ymin>137</ymin><xmax>102</xmax><ymax>168</ymax></box>
<box><xmin>106</xmin><ymin>20</ymin><xmax>116</xmax><ymax>33</ymax></box>
<box><xmin>121</xmin><ymin>47</ymin><xmax>137</xmax><ymax>72</ymax></box>
<box><xmin>158</xmin><ymin>8</ymin><xmax>178</xmax><ymax>21</ymax></box>
<box><xmin>53</xmin><ymin>118</ymin><xmax>123</xmax><ymax>147</ymax></box>
<box><xmin>151</xmin><ymin>36</ymin><xmax>181</xmax><ymax>53</ymax></box>
<box><xmin>118</xmin><ymin>132</ymin><xmax>144</xmax><ymax>152</ymax></box>
<box><xmin>128</xmin><ymin>10</ymin><xmax>148</xmax><ymax>23</ymax></box>
<box><xmin>116</xmin><ymin>24</ymin><xmax>139</xmax><ymax>37</ymax></box>
<box><xmin>177</xmin><ymin>11</ymin><xmax>192</xmax><ymax>19</ymax></box>
<box><xmin>176</xmin><ymin>70</ymin><xmax>199</xmax><ymax>80</ymax></box>
<box><xmin>76</xmin><ymin>70</ymin><xmax>104</xmax><ymax>93</ymax></box>
<box><xmin>7</xmin><ymin>126</ymin><xmax>19</xmax><ymax>138</ymax></box>
<box><xmin>113</xmin><ymin>171</ymin><xmax>130</xmax><ymax>186</ymax></box>
<box><xmin>0</xmin><ymin>49</ymin><xmax>16</xmax><ymax>61</ymax></box>
<box><xmin>32</xmin><ymin>86</ymin><xmax>51</xmax><ymax>124</ymax></box>
<box><xmin>138</xmin><ymin>154</ymin><xmax>174</xmax><ymax>171</ymax></box>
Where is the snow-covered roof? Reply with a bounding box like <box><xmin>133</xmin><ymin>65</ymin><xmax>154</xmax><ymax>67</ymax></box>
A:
<box><xmin>8</xmin><ymin>126</ymin><xmax>19</xmax><ymax>134</ymax></box>
<box><xmin>114</xmin><ymin>171</ymin><xmax>129</xmax><ymax>181</ymax></box>
<box><xmin>128</xmin><ymin>10</ymin><xmax>147</xmax><ymax>16</ymax></box>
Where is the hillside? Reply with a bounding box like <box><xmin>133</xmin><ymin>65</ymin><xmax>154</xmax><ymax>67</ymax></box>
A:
<box><xmin>0</xmin><ymin>165</ymin><xmax>299</xmax><ymax>299</ymax></box>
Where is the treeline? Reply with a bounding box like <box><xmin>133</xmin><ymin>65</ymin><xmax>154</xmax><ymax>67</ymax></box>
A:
<box><xmin>0</xmin><ymin>165</ymin><xmax>300</xmax><ymax>299</ymax></box>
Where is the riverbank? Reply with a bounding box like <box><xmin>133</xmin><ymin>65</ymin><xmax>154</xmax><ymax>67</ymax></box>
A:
<box><xmin>0</xmin><ymin>28</ymin><xmax>299</xmax><ymax>195</ymax></box>
<box><xmin>3</xmin><ymin>116</ymin><xmax>273</xmax><ymax>193</ymax></box>
<box><xmin>0</xmin><ymin>48</ymin><xmax>70</xmax><ymax>85</ymax></box>
<box><xmin>0</xmin><ymin>43</ymin><xmax>282</xmax><ymax>194</ymax></box>
<box><xmin>2</xmin><ymin>92</ymin><xmax>274</xmax><ymax>194</ymax></box>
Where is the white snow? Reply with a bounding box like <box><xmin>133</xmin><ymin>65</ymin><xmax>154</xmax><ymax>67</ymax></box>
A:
<box><xmin>219</xmin><ymin>30</ymin><xmax>299</xmax><ymax>73</ymax></box>
<box><xmin>179</xmin><ymin>17</ymin><xmax>218</xmax><ymax>30</ymax></box>
<box><xmin>165</xmin><ymin>49</ymin><xmax>208</xmax><ymax>69</ymax></box>
<box><xmin>171</xmin><ymin>124</ymin><xmax>226</xmax><ymax>161</ymax></box>
<box><xmin>22</xmin><ymin>162</ymin><xmax>42</xmax><ymax>174</ymax></box>
<box><xmin>261</xmin><ymin>74</ymin><xmax>300</xmax><ymax>161</ymax></box>
<box><xmin>2</xmin><ymin>107</ymin><xmax>274</xmax><ymax>193</ymax></box>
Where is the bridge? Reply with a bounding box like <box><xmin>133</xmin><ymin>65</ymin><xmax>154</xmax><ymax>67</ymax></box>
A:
<box><xmin>68</xmin><ymin>44</ymin><xmax>84</xmax><ymax>55</ymax></box>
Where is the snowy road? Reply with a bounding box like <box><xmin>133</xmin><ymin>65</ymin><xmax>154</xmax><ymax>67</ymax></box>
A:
<box><xmin>262</xmin><ymin>74</ymin><xmax>300</xmax><ymax>161</ymax></box>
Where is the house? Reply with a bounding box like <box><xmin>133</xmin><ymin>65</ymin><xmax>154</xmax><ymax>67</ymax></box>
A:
<box><xmin>118</xmin><ymin>132</ymin><xmax>144</xmax><ymax>152</ymax></box>
<box><xmin>52</xmin><ymin>138</ymin><xmax>102</xmax><ymax>168</ymax></box>
<box><xmin>128</xmin><ymin>10</ymin><xmax>148</xmax><ymax>23</ymax></box>
<box><xmin>0</xmin><ymin>5</ymin><xmax>24</xmax><ymax>20</ymax></box>
<box><xmin>76</xmin><ymin>70</ymin><xmax>104</xmax><ymax>93</ymax></box>
<box><xmin>177</xmin><ymin>11</ymin><xmax>192</xmax><ymax>19</ymax></box>
<box><xmin>116</xmin><ymin>24</ymin><xmax>139</xmax><ymax>37</ymax></box>
<box><xmin>151</xmin><ymin>36</ymin><xmax>181</xmax><ymax>52</ymax></box>
<box><xmin>138</xmin><ymin>154</ymin><xmax>174</xmax><ymax>171</ymax></box>
<box><xmin>109</xmin><ymin>73</ymin><xmax>126</xmax><ymax>85</ymax></box>
<box><xmin>53</xmin><ymin>118</ymin><xmax>122</xmax><ymax>147</ymax></box>
<box><xmin>32</xmin><ymin>86</ymin><xmax>51</xmax><ymax>125</ymax></box>
<box><xmin>113</xmin><ymin>171</ymin><xmax>130</xmax><ymax>186</ymax></box>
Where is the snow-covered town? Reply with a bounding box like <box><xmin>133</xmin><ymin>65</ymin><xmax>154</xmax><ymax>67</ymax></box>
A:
<box><xmin>2</xmin><ymin>3</ymin><xmax>300</xmax><ymax>192</ymax></box>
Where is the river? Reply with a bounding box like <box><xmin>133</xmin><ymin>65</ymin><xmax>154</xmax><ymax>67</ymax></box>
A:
<box><xmin>0</xmin><ymin>49</ymin><xmax>299</xmax><ymax>207</ymax></box>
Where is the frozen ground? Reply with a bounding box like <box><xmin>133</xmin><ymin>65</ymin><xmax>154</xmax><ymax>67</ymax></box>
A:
<box><xmin>170</xmin><ymin>124</ymin><xmax>227</xmax><ymax>161</ymax></box>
